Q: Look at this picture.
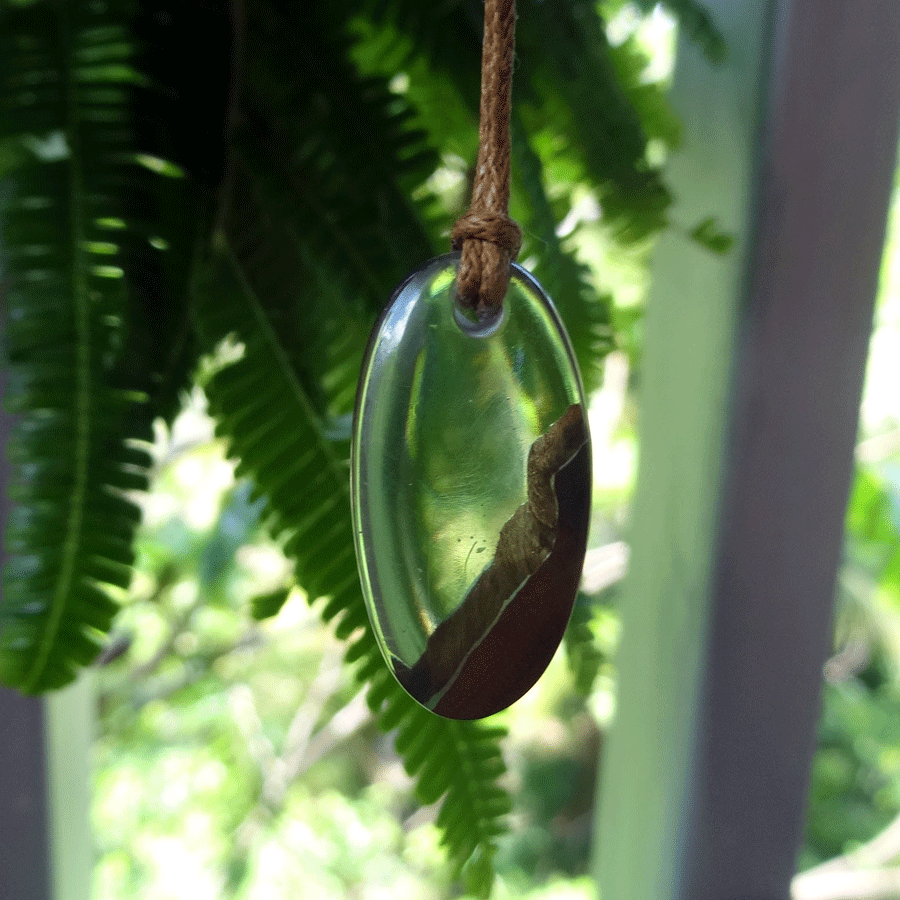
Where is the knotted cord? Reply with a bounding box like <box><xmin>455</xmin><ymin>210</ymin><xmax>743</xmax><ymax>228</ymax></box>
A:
<box><xmin>451</xmin><ymin>0</ymin><xmax>521</xmax><ymax>317</ymax></box>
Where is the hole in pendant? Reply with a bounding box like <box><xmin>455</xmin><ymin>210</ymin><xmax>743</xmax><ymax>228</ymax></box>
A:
<box><xmin>452</xmin><ymin>295</ymin><xmax>505</xmax><ymax>338</ymax></box>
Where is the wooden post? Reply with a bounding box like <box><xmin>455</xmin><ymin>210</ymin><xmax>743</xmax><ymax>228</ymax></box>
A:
<box><xmin>45</xmin><ymin>678</ymin><xmax>94</xmax><ymax>900</ymax></box>
<box><xmin>0</xmin><ymin>681</ymin><xmax>92</xmax><ymax>900</ymax></box>
<box><xmin>0</xmin><ymin>687</ymin><xmax>52</xmax><ymax>899</ymax></box>
<box><xmin>593</xmin><ymin>2</ymin><xmax>900</xmax><ymax>899</ymax></box>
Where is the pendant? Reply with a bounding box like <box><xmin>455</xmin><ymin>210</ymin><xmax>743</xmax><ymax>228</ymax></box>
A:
<box><xmin>352</xmin><ymin>253</ymin><xmax>591</xmax><ymax>719</ymax></box>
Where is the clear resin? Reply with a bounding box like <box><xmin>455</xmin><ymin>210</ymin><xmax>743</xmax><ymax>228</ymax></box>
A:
<box><xmin>352</xmin><ymin>253</ymin><xmax>591</xmax><ymax>719</ymax></box>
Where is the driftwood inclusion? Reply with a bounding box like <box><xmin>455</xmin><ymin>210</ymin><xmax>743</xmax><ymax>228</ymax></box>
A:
<box><xmin>394</xmin><ymin>404</ymin><xmax>589</xmax><ymax>716</ymax></box>
<box><xmin>352</xmin><ymin>254</ymin><xmax>591</xmax><ymax>719</ymax></box>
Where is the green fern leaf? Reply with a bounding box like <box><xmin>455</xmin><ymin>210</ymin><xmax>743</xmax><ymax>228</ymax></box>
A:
<box><xmin>390</xmin><ymin>696</ymin><xmax>511</xmax><ymax>895</ymax></box>
<box><xmin>0</xmin><ymin>1</ymin><xmax>153</xmax><ymax>691</ymax></box>
<box><xmin>352</xmin><ymin>0</ymin><xmax>673</xmax><ymax>241</ymax></box>
<box><xmin>347</xmin><ymin>4</ymin><xmax>482</xmax><ymax>162</ymax></box>
<box><xmin>643</xmin><ymin>0</ymin><xmax>727</xmax><ymax>64</ymax></box>
<box><xmin>249</xmin><ymin>586</ymin><xmax>293</xmax><ymax>622</ymax></box>
<box><xmin>512</xmin><ymin>116</ymin><xmax>614</xmax><ymax>395</ymax></box>
<box><xmin>200</xmin><ymin>17</ymin><xmax>513</xmax><ymax>872</ymax></box>
<box><xmin>195</xmin><ymin>239</ymin><xmax>510</xmax><ymax>894</ymax></box>
<box><xmin>564</xmin><ymin>591</ymin><xmax>609</xmax><ymax>697</ymax></box>
<box><xmin>0</xmin><ymin>0</ymin><xmax>217</xmax><ymax>691</ymax></box>
<box><xmin>516</xmin><ymin>0</ymin><xmax>672</xmax><ymax>242</ymax></box>
<box><xmin>238</xmin><ymin>1</ymin><xmax>439</xmax><ymax>319</ymax></box>
<box><xmin>602</xmin><ymin>24</ymin><xmax>682</xmax><ymax>151</ymax></box>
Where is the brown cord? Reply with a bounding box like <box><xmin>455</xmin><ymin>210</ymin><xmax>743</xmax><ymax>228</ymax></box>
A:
<box><xmin>451</xmin><ymin>0</ymin><xmax>521</xmax><ymax>317</ymax></box>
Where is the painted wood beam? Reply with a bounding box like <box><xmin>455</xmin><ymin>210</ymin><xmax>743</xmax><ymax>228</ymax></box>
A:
<box><xmin>594</xmin><ymin>2</ymin><xmax>900</xmax><ymax>899</ymax></box>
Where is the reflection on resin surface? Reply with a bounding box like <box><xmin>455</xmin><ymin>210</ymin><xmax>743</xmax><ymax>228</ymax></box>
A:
<box><xmin>352</xmin><ymin>253</ymin><xmax>591</xmax><ymax>719</ymax></box>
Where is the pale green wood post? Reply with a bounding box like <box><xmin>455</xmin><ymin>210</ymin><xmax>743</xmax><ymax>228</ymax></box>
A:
<box><xmin>45</xmin><ymin>677</ymin><xmax>94</xmax><ymax>900</ymax></box>
<box><xmin>593</xmin><ymin>1</ymin><xmax>774</xmax><ymax>895</ymax></box>
<box><xmin>593</xmin><ymin>1</ymin><xmax>900</xmax><ymax>899</ymax></box>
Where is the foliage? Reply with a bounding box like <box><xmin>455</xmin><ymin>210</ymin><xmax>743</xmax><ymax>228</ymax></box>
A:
<box><xmin>7</xmin><ymin>1</ymin><xmax>900</xmax><ymax>896</ymax></box>
<box><xmin>1</xmin><ymin>0</ymin><xmax>719</xmax><ymax>891</ymax></box>
<box><xmin>91</xmin><ymin>410</ymin><xmax>613</xmax><ymax>899</ymax></box>
<box><xmin>0</xmin><ymin>0</ymin><xmax>202</xmax><ymax>690</ymax></box>
<box><xmin>800</xmin><ymin>464</ymin><xmax>900</xmax><ymax>868</ymax></box>
<box><xmin>797</xmin><ymin>181</ymin><xmax>900</xmax><ymax>876</ymax></box>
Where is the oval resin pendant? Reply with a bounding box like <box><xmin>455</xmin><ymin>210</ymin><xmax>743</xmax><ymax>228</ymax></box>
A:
<box><xmin>352</xmin><ymin>252</ymin><xmax>591</xmax><ymax>719</ymax></box>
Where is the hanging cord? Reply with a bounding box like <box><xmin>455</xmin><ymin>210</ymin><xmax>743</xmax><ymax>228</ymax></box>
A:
<box><xmin>451</xmin><ymin>0</ymin><xmax>522</xmax><ymax>318</ymax></box>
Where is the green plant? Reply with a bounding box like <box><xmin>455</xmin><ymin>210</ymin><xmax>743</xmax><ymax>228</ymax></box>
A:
<box><xmin>0</xmin><ymin>1</ymin><xmax>722</xmax><ymax>892</ymax></box>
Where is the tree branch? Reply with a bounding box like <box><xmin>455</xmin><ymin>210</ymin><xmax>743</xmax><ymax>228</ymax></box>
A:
<box><xmin>793</xmin><ymin>809</ymin><xmax>900</xmax><ymax>900</ymax></box>
<box><xmin>793</xmin><ymin>867</ymin><xmax>900</xmax><ymax>900</ymax></box>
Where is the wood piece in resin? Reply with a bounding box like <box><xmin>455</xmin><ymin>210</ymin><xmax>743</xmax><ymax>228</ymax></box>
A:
<box><xmin>352</xmin><ymin>253</ymin><xmax>591</xmax><ymax>719</ymax></box>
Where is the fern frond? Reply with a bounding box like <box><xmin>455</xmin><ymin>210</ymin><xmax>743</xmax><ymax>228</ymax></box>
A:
<box><xmin>650</xmin><ymin>0</ymin><xmax>727</xmax><ymax>64</ymax></box>
<box><xmin>0</xmin><ymin>1</ymin><xmax>151</xmax><ymax>690</ymax></box>
<box><xmin>0</xmin><ymin>0</ymin><xmax>218</xmax><ymax>691</ymax></box>
<box><xmin>203</xmin><ymin>16</ymin><xmax>512</xmax><ymax>879</ymax></box>
<box><xmin>195</xmin><ymin>239</ymin><xmax>510</xmax><ymax>895</ymax></box>
<box><xmin>348</xmin><ymin>15</ymin><xmax>480</xmax><ymax>167</ymax></box>
<box><xmin>237</xmin><ymin>1</ymin><xmax>439</xmax><ymax>318</ymax></box>
<box><xmin>512</xmin><ymin>116</ymin><xmax>614</xmax><ymax>395</ymax></box>
<box><xmin>602</xmin><ymin>26</ymin><xmax>682</xmax><ymax>151</ymax></box>
<box><xmin>351</xmin><ymin>0</ymin><xmax>673</xmax><ymax>242</ymax></box>
<box><xmin>516</xmin><ymin>0</ymin><xmax>672</xmax><ymax>242</ymax></box>
<box><xmin>115</xmin><ymin>1</ymin><xmax>229</xmax><ymax>422</ymax></box>
<box><xmin>374</xmin><ymin>677</ymin><xmax>511</xmax><ymax>895</ymax></box>
<box><xmin>564</xmin><ymin>592</ymin><xmax>608</xmax><ymax>697</ymax></box>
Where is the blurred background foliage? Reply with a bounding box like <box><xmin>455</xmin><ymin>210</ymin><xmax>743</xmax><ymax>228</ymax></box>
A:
<box><xmin>1</xmin><ymin>0</ymin><xmax>900</xmax><ymax>897</ymax></box>
<box><xmin>87</xmin><ymin>187</ymin><xmax>900</xmax><ymax>900</ymax></box>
